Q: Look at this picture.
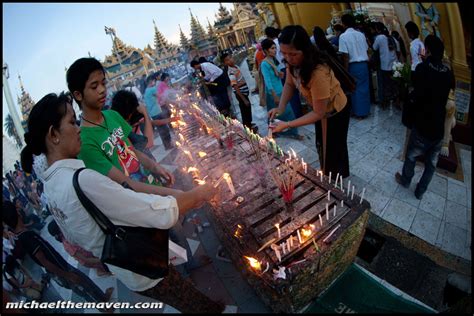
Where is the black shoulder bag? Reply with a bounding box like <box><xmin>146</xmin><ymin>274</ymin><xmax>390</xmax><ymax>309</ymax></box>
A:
<box><xmin>72</xmin><ymin>168</ymin><xmax>169</xmax><ymax>279</ymax></box>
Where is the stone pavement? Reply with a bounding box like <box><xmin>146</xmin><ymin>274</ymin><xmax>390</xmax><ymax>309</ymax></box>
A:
<box><xmin>27</xmin><ymin>58</ymin><xmax>470</xmax><ymax>313</ymax></box>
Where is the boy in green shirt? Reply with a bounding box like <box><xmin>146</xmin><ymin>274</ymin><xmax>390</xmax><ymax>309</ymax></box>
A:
<box><xmin>66</xmin><ymin>57</ymin><xmax>176</xmax><ymax>195</ymax></box>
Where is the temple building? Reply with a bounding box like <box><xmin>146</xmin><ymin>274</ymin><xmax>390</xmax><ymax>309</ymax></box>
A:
<box><xmin>102</xmin><ymin>26</ymin><xmax>155</xmax><ymax>87</ymax></box>
<box><xmin>144</xmin><ymin>20</ymin><xmax>181</xmax><ymax>69</ymax></box>
<box><xmin>17</xmin><ymin>75</ymin><xmax>35</xmax><ymax>132</ymax></box>
<box><xmin>265</xmin><ymin>2</ymin><xmax>471</xmax><ymax>146</ymax></box>
<box><xmin>187</xmin><ymin>8</ymin><xmax>217</xmax><ymax>60</ymax></box>
<box><xmin>214</xmin><ymin>3</ymin><xmax>260</xmax><ymax>50</ymax></box>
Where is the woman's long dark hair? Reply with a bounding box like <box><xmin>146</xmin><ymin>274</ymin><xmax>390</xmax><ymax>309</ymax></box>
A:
<box><xmin>313</xmin><ymin>26</ymin><xmax>338</xmax><ymax>59</ymax></box>
<box><xmin>279</xmin><ymin>25</ymin><xmax>328</xmax><ymax>88</ymax></box>
<box><xmin>260</xmin><ymin>38</ymin><xmax>280</xmax><ymax>66</ymax></box>
<box><xmin>20</xmin><ymin>92</ymin><xmax>71</xmax><ymax>173</ymax></box>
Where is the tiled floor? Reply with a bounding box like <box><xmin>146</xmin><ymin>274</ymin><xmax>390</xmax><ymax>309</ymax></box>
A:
<box><xmin>22</xmin><ymin>58</ymin><xmax>471</xmax><ymax>313</ymax></box>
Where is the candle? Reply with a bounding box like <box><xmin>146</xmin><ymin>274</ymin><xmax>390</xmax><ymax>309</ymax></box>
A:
<box><xmin>276</xmin><ymin>249</ymin><xmax>281</xmax><ymax>262</ymax></box>
<box><xmin>244</xmin><ymin>256</ymin><xmax>261</xmax><ymax>272</ymax></box>
<box><xmin>329</xmin><ymin>171</ymin><xmax>332</xmax><ymax>184</ymax></box>
<box><xmin>328</xmin><ymin>190</ymin><xmax>331</xmax><ymax>201</ymax></box>
<box><xmin>301</xmin><ymin>158</ymin><xmax>307</xmax><ymax>174</ymax></box>
<box><xmin>326</xmin><ymin>203</ymin><xmax>329</xmax><ymax>220</ymax></box>
<box><xmin>340</xmin><ymin>176</ymin><xmax>344</xmax><ymax>192</ymax></box>
<box><xmin>320</xmin><ymin>170</ymin><xmax>323</xmax><ymax>182</ymax></box>
<box><xmin>323</xmin><ymin>224</ymin><xmax>341</xmax><ymax>243</ymax></box>
<box><xmin>333</xmin><ymin>205</ymin><xmax>337</xmax><ymax>217</ymax></box>
<box><xmin>347</xmin><ymin>180</ymin><xmax>351</xmax><ymax>196</ymax></box>
<box><xmin>289</xmin><ymin>235</ymin><xmax>294</xmax><ymax>248</ymax></box>
<box><xmin>296</xmin><ymin>229</ymin><xmax>302</xmax><ymax>244</ymax></box>
<box><xmin>360</xmin><ymin>187</ymin><xmax>366</xmax><ymax>204</ymax></box>
<box><xmin>341</xmin><ymin>200</ymin><xmax>344</xmax><ymax>208</ymax></box>
<box><xmin>319</xmin><ymin>213</ymin><xmax>323</xmax><ymax>226</ymax></box>
<box><xmin>335</xmin><ymin>173</ymin><xmax>339</xmax><ymax>188</ymax></box>
<box><xmin>183</xmin><ymin>150</ymin><xmax>193</xmax><ymax>161</ymax></box>
<box><xmin>223</xmin><ymin>173</ymin><xmax>236</xmax><ymax>196</ymax></box>
<box><xmin>281</xmin><ymin>242</ymin><xmax>287</xmax><ymax>255</ymax></box>
<box><xmin>287</xmin><ymin>238</ymin><xmax>292</xmax><ymax>251</ymax></box>
<box><xmin>351</xmin><ymin>186</ymin><xmax>355</xmax><ymax>200</ymax></box>
<box><xmin>275</xmin><ymin>223</ymin><xmax>281</xmax><ymax>238</ymax></box>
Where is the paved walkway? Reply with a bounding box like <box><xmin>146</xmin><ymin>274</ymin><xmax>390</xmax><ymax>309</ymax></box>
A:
<box><xmin>27</xmin><ymin>58</ymin><xmax>470</xmax><ymax>313</ymax></box>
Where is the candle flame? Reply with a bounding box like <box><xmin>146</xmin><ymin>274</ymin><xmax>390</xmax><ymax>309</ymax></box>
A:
<box><xmin>223</xmin><ymin>173</ymin><xmax>230</xmax><ymax>180</ymax></box>
<box><xmin>197</xmin><ymin>151</ymin><xmax>207</xmax><ymax>158</ymax></box>
<box><xmin>274</xmin><ymin>223</ymin><xmax>280</xmax><ymax>229</ymax></box>
<box><xmin>170</xmin><ymin>122</ymin><xmax>178</xmax><ymax>129</ymax></box>
<box><xmin>195</xmin><ymin>179</ymin><xmax>206</xmax><ymax>185</ymax></box>
<box><xmin>244</xmin><ymin>256</ymin><xmax>261</xmax><ymax>271</ymax></box>
<box><xmin>175</xmin><ymin>141</ymin><xmax>182</xmax><ymax>147</ymax></box>
<box><xmin>179</xmin><ymin>133</ymin><xmax>185</xmax><ymax>142</ymax></box>
<box><xmin>187</xmin><ymin>167</ymin><xmax>199</xmax><ymax>173</ymax></box>
<box><xmin>310</xmin><ymin>224</ymin><xmax>315</xmax><ymax>230</ymax></box>
<box><xmin>301</xmin><ymin>228</ymin><xmax>312</xmax><ymax>238</ymax></box>
<box><xmin>237</xmin><ymin>224</ymin><xmax>243</xmax><ymax>229</ymax></box>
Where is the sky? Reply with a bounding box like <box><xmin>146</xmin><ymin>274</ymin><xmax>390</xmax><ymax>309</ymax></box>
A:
<box><xmin>2</xmin><ymin>2</ymin><xmax>234</xmax><ymax>137</ymax></box>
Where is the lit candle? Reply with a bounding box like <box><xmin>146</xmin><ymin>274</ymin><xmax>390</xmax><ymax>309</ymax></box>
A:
<box><xmin>328</xmin><ymin>190</ymin><xmax>331</xmax><ymax>201</ymax></box>
<box><xmin>333</xmin><ymin>205</ymin><xmax>336</xmax><ymax>217</ymax></box>
<box><xmin>319</xmin><ymin>213</ymin><xmax>323</xmax><ymax>226</ymax></box>
<box><xmin>323</xmin><ymin>224</ymin><xmax>341</xmax><ymax>243</ymax></box>
<box><xmin>183</xmin><ymin>150</ymin><xmax>193</xmax><ymax>161</ymax></box>
<box><xmin>326</xmin><ymin>203</ymin><xmax>329</xmax><ymax>220</ymax></box>
<box><xmin>244</xmin><ymin>256</ymin><xmax>261</xmax><ymax>272</ymax></box>
<box><xmin>320</xmin><ymin>171</ymin><xmax>323</xmax><ymax>182</ymax></box>
<box><xmin>178</xmin><ymin>133</ymin><xmax>185</xmax><ymax>143</ymax></box>
<box><xmin>296</xmin><ymin>229</ymin><xmax>302</xmax><ymax>244</ymax></box>
<box><xmin>351</xmin><ymin>186</ymin><xmax>355</xmax><ymax>200</ymax></box>
<box><xmin>347</xmin><ymin>180</ymin><xmax>351</xmax><ymax>196</ymax></box>
<box><xmin>198</xmin><ymin>151</ymin><xmax>207</xmax><ymax>158</ymax></box>
<box><xmin>223</xmin><ymin>173</ymin><xmax>236</xmax><ymax>196</ymax></box>
<box><xmin>275</xmin><ymin>223</ymin><xmax>281</xmax><ymax>238</ymax></box>
<box><xmin>301</xmin><ymin>158</ymin><xmax>308</xmax><ymax>174</ymax></box>
<box><xmin>360</xmin><ymin>187</ymin><xmax>366</xmax><ymax>204</ymax></box>
<box><xmin>329</xmin><ymin>171</ymin><xmax>332</xmax><ymax>184</ymax></box>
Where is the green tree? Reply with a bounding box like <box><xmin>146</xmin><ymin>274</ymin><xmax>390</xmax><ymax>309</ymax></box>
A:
<box><xmin>4</xmin><ymin>114</ymin><xmax>22</xmax><ymax>149</ymax></box>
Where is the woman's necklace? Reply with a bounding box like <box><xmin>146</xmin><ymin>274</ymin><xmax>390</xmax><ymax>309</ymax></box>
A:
<box><xmin>81</xmin><ymin>114</ymin><xmax>112</xmax><ymax>134</ymax></box>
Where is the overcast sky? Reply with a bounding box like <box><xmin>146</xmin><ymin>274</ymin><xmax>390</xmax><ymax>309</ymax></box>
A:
<box><xmin>2</xmin><ymin>2</ymin><xmax>234</xmax><ymax>136</ymax></box>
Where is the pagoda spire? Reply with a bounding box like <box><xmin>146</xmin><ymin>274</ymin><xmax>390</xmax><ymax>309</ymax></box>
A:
<box><xmin>207</xmin><ymin>17</ymin><xmax>217</xmax><ymax>43</ymax></box>
<box><xmin>16</xmin><ymin>75</ymin><xmax>35</xmax><ymax>131</ymax></box>
<box><xmin>153</xmin><ymin>19</ymin><xmax>168</xmax><ymax>53</ymax></box>
<box><xmin>189</xmin><ymin>8</ymin><xmax>206</xmax><ymax>48</ymax></box>
<box><xmin>179</xmin><ymin>24</ymin><xmax>190</xmax><ymax>49</ymax></box>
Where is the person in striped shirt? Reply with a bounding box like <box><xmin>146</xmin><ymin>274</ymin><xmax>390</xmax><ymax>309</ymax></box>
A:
<box><xmin>222</xmin><ymin>52</ymin><xmax>257</xmax><ymax>132</ymax></box>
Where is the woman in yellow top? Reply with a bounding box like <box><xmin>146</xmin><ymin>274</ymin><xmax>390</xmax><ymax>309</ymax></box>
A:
<box><xmin>268</xmin><ymin>25</ymin><xmax>351</xmax><ymax>178</ymax></box>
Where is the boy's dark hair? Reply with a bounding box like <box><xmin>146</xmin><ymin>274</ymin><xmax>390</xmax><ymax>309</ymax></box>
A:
<box><xmin>160</xmin><ymin>73</ymin><xmax>170</xmax><ymax>81</ymax></box>
<box><xmin>265</xmin><ymin>26</ymin><xmax>279</xmax><ymax>39</ymax></box>
<box><xmin>190</xmin><ymin>60</ymin><xmax>200</xmax><ymax>68</ymax></box>
<box><xmin>220</xmin><ymin>52</ymin><xmax>230</xmax><ymax>62</ymax></box>
<box><xmin>333</xmin><ymin>24</ymin><xmax>344</xmax><ymax>33</ymax></box>
<box><xmin>3</xmin><ymin>200</ymin><xmax>19</xmax><ymax>229</ymax></box>
<box><xmin>424</xmin><ymin>35</ymin><xmax>444</xmax><ymax>61</ymax></box>
<box><xmin>47</xmin><ymin>220</ymin><xmax>63</xmax><ymax>243</ymax></box>
<box><xmin>405</xmin><ymin>21</ymin><xmax>420</xmax><ymax>38</ymax></box>
<box><xmin>66</xmin><ymin>58</ymin><xmax>105</xmax><ymax>109</ymax></box>
<box><xmin>111</xmin><ymin>90</ymin><xmax>141</xmax><ymax>123</ymax></box>
<box><xmin>341</xmin><ymin>14</ymin><xmax>355</xmax><ymax>28</ymax></box>
<box><xmin>20</xmin><ymin>92</ymin><xmax>72</xmax><ymax>173</ymax></box>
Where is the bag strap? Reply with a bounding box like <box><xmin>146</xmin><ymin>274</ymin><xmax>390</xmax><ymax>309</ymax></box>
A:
<box><xmin>72</xmin><ymin>168</ymin><xmax>116</xmax><ymax>236</ymax></box>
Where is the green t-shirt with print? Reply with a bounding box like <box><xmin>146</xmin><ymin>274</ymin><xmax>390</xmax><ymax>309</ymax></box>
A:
<box><xmin>79</xmin><ymin>110</ymin><xmax>162</xmax><ymax>186</ymax></box>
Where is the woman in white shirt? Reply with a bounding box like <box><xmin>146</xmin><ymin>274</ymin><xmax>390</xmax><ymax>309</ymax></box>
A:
<box><xmin>20</xmin><ymin>92</ymin><xmax>225</xmax><ymax>313</ymax></box>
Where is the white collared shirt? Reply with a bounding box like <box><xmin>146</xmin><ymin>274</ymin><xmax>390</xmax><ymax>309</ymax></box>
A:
<box><xmin>43</xmin><ymin>159</ymin><xmax>179</xmax><ymax>292</ymax></box>
<box><xmin>373</xmin><ymin>34</ymin><xmax>398</xmax><ymax>71</ymax></box>
<box><xmin>410</xmin><ymin>38</ymin><xmax>425</xmax><ymax>71</ymax></box>
<box><xmin>338</xmin><ymin>28</ymin><xmax>369</xmax><ymax>63</ymax></box>
<box><xmin>200</xmin><ymin>62</ymin><xmax>223</xmax><ymax>82</ymax></box>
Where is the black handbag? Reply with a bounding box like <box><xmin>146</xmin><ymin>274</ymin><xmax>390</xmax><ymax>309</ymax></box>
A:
<box><xmin>72</xmin><ymin>168</ymin><xmax>169</xmax><ymax>279</ymax></box>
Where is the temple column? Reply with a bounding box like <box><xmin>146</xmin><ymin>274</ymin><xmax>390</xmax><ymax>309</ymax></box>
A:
<box><xmin>446</xmin><ymin>3</ymin><xmax>470</xmax><ymax>81</ymax></box>
<box><xmin>287</xmin><ymin>3</ymin><xmax>301</xmax><ymax>25</ymax></box>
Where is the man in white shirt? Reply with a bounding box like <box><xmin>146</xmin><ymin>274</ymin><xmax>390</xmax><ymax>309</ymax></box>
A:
<box><xmin>405</xmin><ymin>21</ymin><xmax>425</xmax><ymax>72</ymax></box>
<box><xmin>339</xmin><ymin>14</ymin><xmax>371</xmax><ymax>118</ymax></box>
<box><xmin>191</xmin><ymin>60</ymin><xmax>232</xmax><ymax>116</ymax></box>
